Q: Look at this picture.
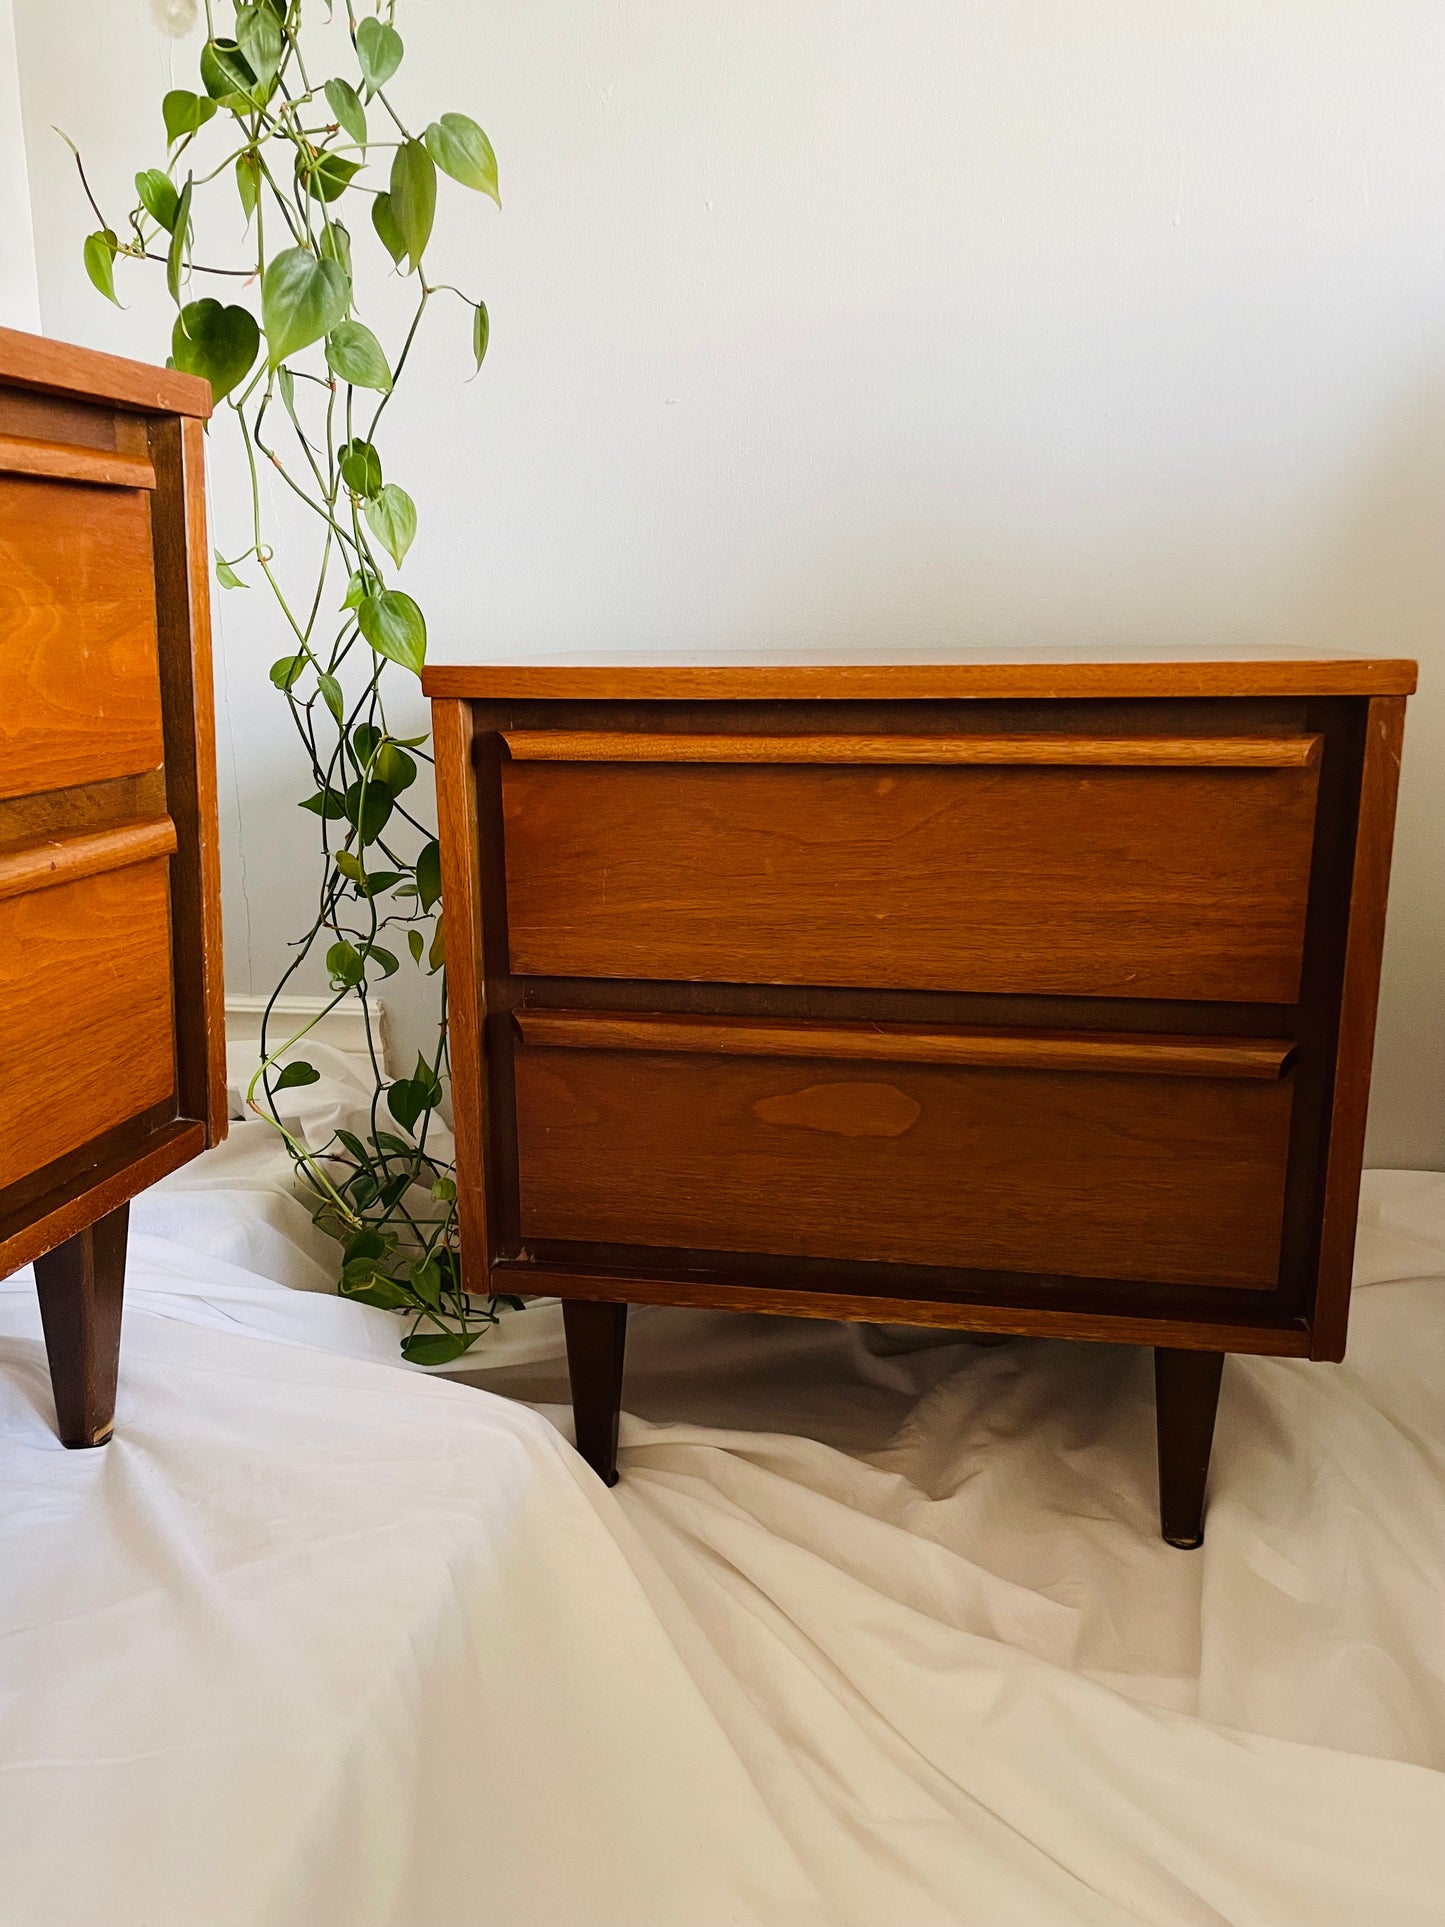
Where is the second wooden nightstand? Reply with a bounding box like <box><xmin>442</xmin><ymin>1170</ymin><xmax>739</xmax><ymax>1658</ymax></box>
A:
<box><xmin>423</xmin><ymin>649</ymin><xmax>1412</xmax><ymax>1545</ymax></box>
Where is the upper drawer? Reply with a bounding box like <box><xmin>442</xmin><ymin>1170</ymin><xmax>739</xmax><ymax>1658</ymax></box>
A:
<box><xmin>0</xmin><ymin>439</ymin><xmax>164</xmax><ymax>800</ymax></box>
<box><xmin>500</xmin><ymin>731</ymin><xmax>1322</xmax><ymax>1003</ymax></box>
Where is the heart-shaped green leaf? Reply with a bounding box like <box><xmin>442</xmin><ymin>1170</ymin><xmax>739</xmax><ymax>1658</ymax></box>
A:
<box><xmin>341</xmin><ymin>1269</ymin><xmax>413</xmax><ymax>1312</ymax></box>
<box><xmin>270</xmin><ymin>653</ymin><xmax>305</xmax><ymax>690</ymax></box>
<box><xmin>162</xmin><ymin>89</ymin><xmax>217</xmax><ymax>147</ymax></box>
<box><xmin>326</xmin><ymin>318</ymin><xmax>392</xmax><ymax>391</ymax></box>
<box><xmin>297</xmin><ymin>148</ymin><xmax>359</xmax><ymax>203</ymax></box>
<box><xmin>364</xmin><ymin>482</ymin><xmax>415</xmax><ymax>566</ymax></box>
<box><xmin>424</xmin><ymin>112</ymin><xmax>499</xmax><ymax>205</ymax></box>
<box><xmin>408</xmin><ymin>1258</ymin><xmax>444</xmax><ymax>1309</ymax></box>
<box><xmin>344</xmin><ymin>776</ymin><xmax>394</xmax><ymax>845</ymax></box>
<box><xmin>300</xmin><ymin>789</ymin><xmax>346</xmax><ymax>819</ymax></box>
<box><xmin>408</xmin><ymin>929</ymin><xmax>424</xmax><ymax>964</ymax></box>
<box><xmin>171</xmin><ymin>298</ymin><xmax>260</xmax><ymax>402</ymax></box>
<box><xmin>235</xmin><ymin>150</ymin><xmax>261</xmax><ymax>223</ymax></box>
<box><xmin>365</xmin><ymin>943</ymin><xmax>400</xmax><ymax>979</ymax></box>
<box><xmin>319</xmin><ymin>219</ymin><xmax>352</xmax><ymax>278</ymax></box>
<box><xmin>472</xmin><ymin>300</ymin><xmax>489</xmax><ymax>370</ymax></box>
<box><xmin>200</xmin><ymin>37</ymin><xmax>259</xmax><ymax>108</ymax></box>
<box><xmin>375</xmin><ymin>742</ymin><xmax>417</xmax><ymax>792</ymax></box>
<box><xmin>370</xmin><ymin>191</ymin><xmax>406</xmax><ymax>266</ymax></box>
<box><xmin>317</xmin><ymin>671</ymin><xmax>345</xmax><ymax>722</ymax></box>
<box><xmin>274</xmin><ymin>1060</ymin><xmax>320</xmax><ymax>1091</ymax></box>
<box><xmin>415</xmin><ymin>837</ymin><xmax>442</xmax><ymax>911</ymax></box>
<box><xmin>386</xmin><ymin>1054</ymin><xmax>443</xmax><ymax>1133</ymax></box>
<box><xmin>135</xmin><ymin>168</ymin><xmax>180</xmax><ymax>233</ymax></box>
<box><xmin>326</xmin><ymin>939</ymin><xmax>364</xmax><ymax>989</ymax></box>
<box><xmin>325</xmin><ymin>76</ymin><xmax>367</xmax><ymax>148</ymax></box>
<box><xmin>214</xmin><ymin>550</ymin><xmax>247</xmax><ymax>589</ymax></box>
<box><xmin>83</xmin><ymin>230</ymin><xmax>120</xmax><ymax>306</ymax></box>
<box><xmin>262</xmin><ymin>247</ymin><xmax>349</xmax><ymax>366</ymax></box>
<box><xmin>344</xmin><ymin>1229</ymin><xmax>389</xmax><ymax>1264</ymax></box>
<box><xmin>235</xmin><ymin>3</ymin><xmax>283</xmax><ymax>86</ymax></box>
<box><xmin>358</xmin><ymin>588</ymin><xmax>426</xmax><ymax>674</ymax></box>
<box><xmin>386</xmin><ymin>1077</ymin><xmax>423</xmax><ymax>1133</ymax></box>
<box><xmin>355</xmin><ymin>16</ymin><xmax>403</xmax><ymax>95</ymax></box>
<box><xmin>166</xmin><ymin>176</ymin><xmax>192</xmax><ymax>302</ymax></box>
<box><xmin>388</xmin><ymin>140</ymin><xmax>435</xmax><ymax>272</ymax></box>
<box><xmin>340</xmin><ymin>568</ymin><xmax>374</xmax><ymax>610</ymax></box>
<box><xmin>400</xmin><ymin>1330</ymin><xmax>477</xmax><ymax>1367</ymax></box>
<box><xmin>339</xmin><ymin>439</ymin><xmax>382</xmax><ymax>498</ymax></box>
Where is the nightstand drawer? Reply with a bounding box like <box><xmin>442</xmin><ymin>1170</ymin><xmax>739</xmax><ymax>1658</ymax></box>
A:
<box><xmin>0</xmin><ymin>820</ymin><xmax>177</xmax><ymax>1189</ymax></box>
<box><xmin>0</xmin><ymin>458</ymin><xmax>164</xmax><ymax>800</ymax></box>
<box><xmin>500</xmin><ymin>732</ymin><xmax>1321</xmax><ymax>1002</ymax></box>
<box><xmin>512</xmin><ymin>1011</ymin><xmax>1296</xmax><ymax>1290</ymax></box>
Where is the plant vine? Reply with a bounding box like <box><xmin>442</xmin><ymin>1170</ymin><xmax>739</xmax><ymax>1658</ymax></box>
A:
<box><xmin>70</xmin><ymin>0</ymin><xmax>511</xmax><ymax>1364</ymax></box>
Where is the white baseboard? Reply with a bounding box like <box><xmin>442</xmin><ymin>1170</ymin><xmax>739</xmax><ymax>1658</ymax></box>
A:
<box><xmin>225</xmin><ymin>993</ymin><xmax>388</xmax><ymax>1065</ymax></box>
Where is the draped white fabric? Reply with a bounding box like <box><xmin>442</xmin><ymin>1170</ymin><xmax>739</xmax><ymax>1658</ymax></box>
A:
<box><xmin>1</xmin><ymin>1123</ymin><xmax>1441</xmax><ymax>1925</ymax></box>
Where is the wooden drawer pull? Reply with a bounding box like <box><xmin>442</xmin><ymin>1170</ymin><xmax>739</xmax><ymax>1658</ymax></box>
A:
<box><xmin>501</xmin><ymin>730</ymin><xmax>1322</xmax><ymax>769</ymax></box>
<box><xmin>0</xmin><ymin>432</ymin><xmax>156</xmax><ymax>491</ymax></box>
<box><xmin>513</xmin><ymin>1011</ymin><xmax>1297</xmax><ymax>1081</ymax></box>
<box><xmin>0</xmin><ymin>816</ymin><xmax>178</xmax><ymax>903</ymax></box>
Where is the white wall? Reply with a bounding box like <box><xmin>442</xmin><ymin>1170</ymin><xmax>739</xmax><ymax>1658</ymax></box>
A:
<box><xmin>11</xmin><ymin>1</ymin><xmax>1445</xmax><ymax>1162</ymax></box>
<box><xmin>0</xmin><ymin>0</ymin><xmax>39</xmax><ymax>329</ymax></box>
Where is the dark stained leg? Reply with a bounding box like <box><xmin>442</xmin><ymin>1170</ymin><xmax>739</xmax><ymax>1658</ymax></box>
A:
<box><xmin>1154</xmin><ymin>1347</ymin><xmax>1225</xmax><ymax>1548</ymax></box>
<box><xmin>33</xmin><ymin>1203</ymin><xmax>130</xmax><ymax>1449</ymax></box>
<box><xmin>563</xmin><ymin>1298</ymin><xmax>628</xmax><ymax>1487</ymax></box>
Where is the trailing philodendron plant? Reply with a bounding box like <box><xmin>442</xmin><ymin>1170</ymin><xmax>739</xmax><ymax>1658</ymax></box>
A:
<box><xmin>69</xmin><ymin>0</ymin><xmax>512</xmax><ymax>1364</ymax></box>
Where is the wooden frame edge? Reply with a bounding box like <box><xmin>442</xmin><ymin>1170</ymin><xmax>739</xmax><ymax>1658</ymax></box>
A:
<box><xmin>148</xmin><ymin>414</ymin><xmax>228</xmax><ymax>1146</ymax></box>
<box><xmin>0</xmin><ymin>1121</ymin><xmax>205</xmax><ymax>1278</ymax></box>
<box><xmin>513</xmin><ymin>1009</ymin><xmax>1298</xmax><ymax>1079</ymax></box>
<box><xmin>501</xmin><ymin>730</ymin><xmax>1324</xmax><ymax>769</ymax></box>
<box><xmin>431</xmin><ymin>699</ymin><xmax>492</xmax><ymax>1291</ymax></box>
<box><xmin>423</xmin><ymin>658</ymin><xmax>1419</xmax><ymax>703</ymax></box>
<box><xmin>1311</xmin><ymin>695</ymin><xmax>1408</xmax><ymax>1358</ymax></box>
<box><xmin>0</xmin><ymin>324</ymin><xmax>212</xmax><ymax>418</ymax></box>
<box><xmin>494</xmin><ymin>1265</ymin><xmax>1312</xmax><ymax>1355</ymax></box>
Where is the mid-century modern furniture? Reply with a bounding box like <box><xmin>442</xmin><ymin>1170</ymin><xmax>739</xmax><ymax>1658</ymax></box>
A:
<box><xmin>423</xmin><ymin>649</ymin><xmax>1413</xmax><ymax>1544</ymax></box>
<box><xmin>0</xmin><ymin>327</ymin><xmax>226</xmax><ymax>1447</ymax></box>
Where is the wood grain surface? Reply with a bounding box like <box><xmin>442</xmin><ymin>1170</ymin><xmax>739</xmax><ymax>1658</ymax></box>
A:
<box><xmin>502</xmin><ymin>730</ymin><xmax>1322</xmax><ymax>768</ymax></box>
<box><xmin>0</xmin><ymin>474</ymin><xmax>164</xmax><ymax>798</ymax></box>
<box><xmin>0</xmin><ymin>858</ymin><xmax>175</xmax><ymax>1190</ymax></box>
<box><xmin>0</xmin><ymin>432</ymin><xmax>155</xmax><ymax>490</ymax></box>
<box><xmin>514</xmin><ymin>1042</ymin><xmax>1294</xmax><ymax>1289</ymax></box>
<box><xmin>424</xmin><ymin>650</ymin><xmax>1417</xmax><ymax>703</ymax></box>
<box><xmin>0</xmin><ymin>816</ymin><xmax>175</xmax><ymax>902</ymax></box>
<box><xmin>502</xmin><ymin>758</ymin><xmax>1321</xmax><ymax>1002</ymax></box>
<box><xmin>0</xmin><ymin>324</ymin><xmax>211</xmax><ymax>418</ymax></box>
<box><xmin>514</xmin><ymin>1010</ymin><xmax>1296</xmax><ymax>1079</ymax></box>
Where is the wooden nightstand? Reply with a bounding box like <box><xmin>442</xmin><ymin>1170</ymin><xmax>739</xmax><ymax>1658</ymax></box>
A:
<box><xmin>0</xmin><ymin>328</ymin><xmax>226</xmax><ymax>1447</ymax></box>
<box><xmin>423</xmin><ymin>649</ymin><xmax>1412</xmax><ymax>1545</ymax></box>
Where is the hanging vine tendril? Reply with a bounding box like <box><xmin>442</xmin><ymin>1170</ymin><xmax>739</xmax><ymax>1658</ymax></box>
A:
<box><xmin>68</xmin><ymin>0</ymin><xmax>512</xmax><ymax>1365</ymax></box>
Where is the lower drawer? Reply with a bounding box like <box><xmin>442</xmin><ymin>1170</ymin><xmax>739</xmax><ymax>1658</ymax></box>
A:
<box><xmin>0</xmin><ymin>825</ymin><xmax>177</xmax><ymax>1190</ymax></box>
<box><xmin>512</xmin><ymin>1013</ymin><xmax>1297</xmax><ymax>1291</ymax></box>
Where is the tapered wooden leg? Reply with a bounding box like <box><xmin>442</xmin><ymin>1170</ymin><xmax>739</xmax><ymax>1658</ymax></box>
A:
<box><xmin>563</xmin><ymin>1299</ymin><xmax>628</xmax><ymax>1487</ymax></box>
<box><xmin>1154</xmin><ymin>1347</ymin><xmax>1224</xmax><ymax>1548</ymax></box>
<box><xmin>33</xmin><ymin>1203</ymin><xmax>129</xmax><ymax>1449</ymax></box>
